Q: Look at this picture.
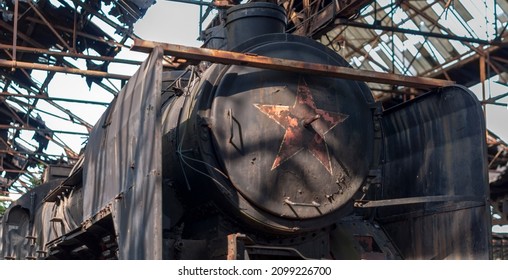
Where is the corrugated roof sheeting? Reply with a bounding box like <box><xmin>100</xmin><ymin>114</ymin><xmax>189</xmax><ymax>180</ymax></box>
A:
<box><xmin>454</xmin><ymin>1</ymin><xmax>474</xmax><ymax>22</ymax></box>
<box><xmin>498</xmin><ymin>0</ymin><xmax>508</xmax><ymax>12</ymax></box>
<box><xmin>319</xmin><ymin>0</ymin><xmax>508</xmax><ymax>88</ymax></box>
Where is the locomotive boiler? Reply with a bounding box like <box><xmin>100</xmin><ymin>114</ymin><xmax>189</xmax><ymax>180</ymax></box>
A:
<box><xmin>1</xmin><ymin>2</ymin><xmax>491</xmax><ymax>260</ymax></box>
<box><xmin>161</xmin><ymin>6</ymin><xmax>376</xmax><ymax>234</ymax></box>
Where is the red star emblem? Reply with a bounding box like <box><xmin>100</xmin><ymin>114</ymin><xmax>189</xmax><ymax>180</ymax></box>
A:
<box><xmin>254</xmin><ymin>77</ymin><xmax>349</xmax><ymax>174</ymax></box>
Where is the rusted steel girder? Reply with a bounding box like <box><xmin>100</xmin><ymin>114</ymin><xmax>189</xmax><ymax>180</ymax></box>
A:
<box><xmin>0</xmin><ymin>168</ymin><xmax>40</xmax><ymax>174</ymax></box>
<box><xmin>132</xmin><ymin>39</ymin><xmax>455</xmax><ymax>89</ymax></box>
<box><xmin>2</xmin><ymin>70</ymin><xmax>95</xmax><ymax>131</ymax></box>
<box><xmin>12</xmin><ymin>0</ymin><xmax>18</xmax><ymax>61</ymax></box>
<box><xmin>0</xmin><ymin>59</ymin><xmax>130</xmax><ymax>80</ymax></box>
<box><xmin>0</xmin><ymin>149</ymin><xmax>70</xmax><ymax>160</ymax></box>
<box><xmin>0</xmin><ymin>124</ymin><xmax>88</xmax><ymax>136</ymax></box>
<box><xmin>27</xmin><ymin>0</ymin><xmax>73</xmax><ymax>52</ymax></box>
<box><xmin>292</xmin><ymin>0</ymin><xmax>376</xmax><ymax>37</ymax></box>
<box><xmin>25</xmin><ymin>17</ymin><xmax>127</xmax><ymax>49</ymax></box>
<box><xmin>70</xmin><ymin>0</ymin><xmax>135</xmax><ymax>40</ymax></box>
<box><xmin>0</xmin><ymin>92</ymin><xmax>109</xmax><ymax>106</ymax></box>
<box><xmin>0</xmin><ymin>196</ymin><xmax>13</xmax><ymax>202</ymax></box>
<box><xmin>0</xmin><ymin>44</ymin><xmax>142</xmax><ymax>65</ymax></box>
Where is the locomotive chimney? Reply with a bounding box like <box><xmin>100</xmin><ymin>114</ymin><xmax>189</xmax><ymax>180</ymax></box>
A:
<box><xmin>225</xmin><ymin>2</ymin><xmax>287</xmax><ymax>50</ymax></box>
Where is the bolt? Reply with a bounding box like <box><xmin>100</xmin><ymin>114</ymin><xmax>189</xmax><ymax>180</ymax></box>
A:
<box><xmin>336</xmin><ymin>174</ymin><xmax>346</xmax><ymax>185</ymax></box>
<box><xmin>302</xmin><ymin>114</ymin><xmax>321</xmax><ymax>127</ymax></box>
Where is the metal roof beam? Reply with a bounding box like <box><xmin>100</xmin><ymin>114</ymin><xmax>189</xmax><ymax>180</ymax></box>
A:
<box><xmin>0</xmin><ymin>44</ymin><xmax>143</xmax><ymax>66</ymax></box>
<box><xmin>0</xmin><ymin>59</ymin><xmax>131</xmax><ymax>80</ymax></box>
<box><xmin>0</xmin><ymin>125</ymin><xmax>88</xmax><ymax>136</ymax></box>
<box><xmin>0</xmin><ymin>92</ymin><xmax>110</xmax><ymax>106</ymax></box>
<box><xmin>132</xmin><ymin>39</ymin><xmax>455</xmax><ymax>89</ymax></box>
<box><xmin>27</xmin><ymin>0</ymin><xmax>74</xmax><ymax>51</ymax></box>
<box><xmin>334</xmin><ymin>19</ymin><xmax>493</xmax><ymax>45</ymax></box>
<box><xmin>339</xmin><ymin>0</ymin><xmax>440</xmax><ymax>59</ymax></box>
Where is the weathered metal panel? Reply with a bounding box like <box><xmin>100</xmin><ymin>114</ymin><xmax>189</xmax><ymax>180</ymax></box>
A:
<box><xmin>0</xmin><ymin>180</ymin><xmax>62</xmax><ymax>260</ymax></box>
<box><xmin>378</xmin><ymin>85</ymin><xmax>491</xmax><ymax>259</ymax></box>
<box><xmin>82</xmin><ymin>47</ymin><xmax>163</xmax><ymax>259</ymax></box>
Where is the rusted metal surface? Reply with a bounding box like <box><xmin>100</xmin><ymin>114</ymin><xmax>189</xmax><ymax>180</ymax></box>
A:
<box><xmin>0</xmin><ymin>196</ymin><xmax>13</xmax><ymax>202</ymax></box>
<box><xmin>289</xmin><ymin>0</ymin><xmax>376</xmax><ymax>37</ymax></box>
<box><xmin>0</xmin><ymin>168</ymin><xmax>39</xmax><ymax>174</ymax></box>
<box><xmin>24</xmin><ymin>16</ymin><xmax>129</xmax><ymax>49</ymax></box>
<box><xmin>377</xmin><ymin>85</ymin><xmax>490</xmax><ymax>259</ymax></box>
<box><xmin>254</xmin><ymin>77</ymin><xmax>349</xmax><ymax>173</ymax></box>
<box><xmin>335</xmin><ymin>0</ymin><xmax>376</xmax><ymax>18</ymax></box>
<box><xmin>132</xmin><ymin>39</ymin><xmax>455</xmax><ymax>89</ymax></box>
<box><xmin>0</xmin><ymin>44</ymin><xmax>142</xmax><ymax>65</ymax></box>
<box><xmin>0</xmin><ymin>60</ymin><xmax>130</xmax><ymax>80</ymax></box>
<box><xmin>0</xmin><ymin>124</ymin><xmax>88</xmax><ymax>136</ymax></box>
<box><xmin>12</xmin><ymin>0</ymin><xmax>18</xmax><ymax>62</ymax></box>
<box><xmin>227</xmin><ymin>233</ymin><xmax>246</xmax><ymax>260</ymax></box>
<box><xmin>1</xmin><ymin>61</ymin><xmax>96</xmax><ymax>131</ymax></box>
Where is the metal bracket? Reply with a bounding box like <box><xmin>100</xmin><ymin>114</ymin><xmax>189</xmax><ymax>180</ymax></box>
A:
<box><xmin>227</xmin><ymin>233</ymin><xmax>251</xmax><ymax>260</ymax></box>
<box><xmin>354</xmin><ymin>195</ymin><xmax>486</xmax><ymax>208</ymax></box>
<box><xmin>284</xmin><ymin>197</ymin><xmax>321</xmax><ymax>208</ymax></box>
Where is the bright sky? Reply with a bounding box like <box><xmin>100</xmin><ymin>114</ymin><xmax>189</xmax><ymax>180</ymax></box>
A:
<box><xmin>133</xmin><ymin>2</ymin><xmax>207</xmax><ymax>47</ymax></box>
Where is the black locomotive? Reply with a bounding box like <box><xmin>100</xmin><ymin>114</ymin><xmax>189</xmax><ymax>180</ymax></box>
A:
<box><xmin>0</xmin><ymin>2</ymin><xmax>491</xmax><ymax>260</ymax></box>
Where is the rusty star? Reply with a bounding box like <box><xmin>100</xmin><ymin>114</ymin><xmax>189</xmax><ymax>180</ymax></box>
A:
<box><xmin>254</xmin><ymin>77</ymin><xmax>349</xmax><ymax>174</ymax></box>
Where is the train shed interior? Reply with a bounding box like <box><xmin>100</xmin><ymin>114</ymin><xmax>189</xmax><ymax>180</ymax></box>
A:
<box><xmin>0</xmin><ymin>0</ymin><xmax>507</xmax><ymax>258</ymax></box>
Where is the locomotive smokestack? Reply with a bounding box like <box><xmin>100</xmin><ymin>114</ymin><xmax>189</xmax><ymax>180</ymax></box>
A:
<box><xmin>225</xmin><ymin>2</ymin><xmax>287</xmax><ymax>50</ymax></box>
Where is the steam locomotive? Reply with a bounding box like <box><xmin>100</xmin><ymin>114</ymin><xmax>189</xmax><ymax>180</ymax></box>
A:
<box><xmin>0</xmin><ymin>2</ymin><xmax>491</xmax><ymax>260</ymax></box>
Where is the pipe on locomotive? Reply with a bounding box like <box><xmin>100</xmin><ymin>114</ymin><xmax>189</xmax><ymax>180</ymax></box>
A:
<box><xmin>224</xmin><ymin>2</ymin><xmax>287</xmax><ymax>50</ymax></box>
